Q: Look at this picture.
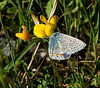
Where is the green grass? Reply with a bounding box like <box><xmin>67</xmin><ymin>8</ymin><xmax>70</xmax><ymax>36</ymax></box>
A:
<box><xmin>0</xmin><ymin>0</ymin><xmax>99</xmax><ymax>88</ymax></box>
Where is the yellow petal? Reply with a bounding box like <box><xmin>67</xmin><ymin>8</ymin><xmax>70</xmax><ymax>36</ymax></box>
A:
<box><xmin>45</xmin><ymin>25</ymin><xmax>54</xmax><ymax>37</ymax></box>
<box><xmin>49</xmin><ymin>23</ymin><xmax>57</xmax><ymax>30</ymax></box>
<box><xmin>15</xmin><ymin>25</ymin><xmax>32</xmax><ymax>41</ymax></box>
<box><xmin>34</xmin><ymin>24</ymin><xmax>47</xmax><ymax>38</ymax></box>
<box><xmin>15</xmin><ymin>33</ymin><xmax>23</xmax><ymax>40</ymax></box>
<box><xmin>34</xmin><ymin>24</ymin><xmax>46</xmax><ymax>31</ymax></box>
<box><xmin>22</xmin><ymin>25</ymin><xmax>31</xmax><ymax>41</ymax></box>
<box><xmin>49</xmin><ymin>15</ymin><xmax>59</xmax><ymax>24</ymax></box>
<box><xmin>40</xmin><ymin>15</ymin><xmax>48</xmax><ymax>24</ymax></box>
<box><xmin>15</xmin><ymin>33</ymin><xmax>31</xmax><ymax>41</ymax></box>
<box><xmin>33</xmin><ymin>15</ymin><xmax>59</xmax><ymax>38</ymax></box>
<box><xmin>22</xmin><ymin>25</ymin><xmax>27</xmax><ymax>34</ymax></box>
<box><xmin>34</xmin><ymin>30</ymin><xmax>46</xmax><ymax>38</ymax></box>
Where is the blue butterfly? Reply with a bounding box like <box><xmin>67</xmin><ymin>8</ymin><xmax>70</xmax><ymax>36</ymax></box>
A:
<box><xmin>48</xmin><ymin>32</ymin><xmax>86</xmax><ymax>60</ymax></box>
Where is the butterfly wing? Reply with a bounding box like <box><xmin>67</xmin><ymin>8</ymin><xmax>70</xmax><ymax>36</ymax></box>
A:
<box><xmin>49</xmin><ymin>32</ymin><xmax>71</xmax><ymax>60</ymax></box>
<box><xmin>60</xmin><ymin>33</ymin><xmax>86</xmax><ymax>54</ymax></box>
<box><xmin>49</xmin><ymin>32</ymin><xmax>86</xmax><ymax>60</ymax></box>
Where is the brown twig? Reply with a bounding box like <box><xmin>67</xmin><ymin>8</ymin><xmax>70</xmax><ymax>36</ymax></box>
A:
<box><xmin>31</xmin><ymin>58</ymin><xmax>45</xmax><ymax>79</ymax></box>
<box><xmin>59</xmin><ymin>11</ymin><xmax>68</xmax><ymax>20</ymax></box>
<box><xmin>21</xmin><ymin>43</ymin><xmax>40</xmax><ymax>83</ymax></box>
<box><xmin>80</xmin><ymin>60</ymin><xmax>95</xmax><ymax>63</ymax></box>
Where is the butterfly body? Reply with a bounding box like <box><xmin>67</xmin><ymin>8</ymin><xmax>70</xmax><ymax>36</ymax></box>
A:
<box><xmin>49</xmin><ymin>32</ymin><xmax>86</xmax><ymax>60</ymax></box>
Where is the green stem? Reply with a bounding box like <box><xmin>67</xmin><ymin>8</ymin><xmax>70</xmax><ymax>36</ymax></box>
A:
<box><xmin>16</xmin><ymin>0</ymin><xmax>24</xmax><ymax>25</ymax></box>
<box><xmin>63</xmin><ymin>0</ymin><xmax>68</xmax><ymax>34</ymax></box>
<box><xmin>16</xmin><ymin>0</ymin><xmax>23</xmax><ymax>16</ymax></box>
<box><xmin>26</xmin><ymin>0</ymin><xmax>34</xmax><ymax>16</ymax></box>
<box><xmin>0</xmin><ymin>12</ymin><xmax>21</xmax><ymax>87</ymax></box>
<box><xmin>43</xmin><ymin>44</ymin><xmax>63</xmax><ymax>88</ymax></box>
<box><xmin>50</xmin><ymin>59</ymin><xmax>63</xmax><ymax>88</ymax></box>
<box><xmin>80</xmin><ymin>0</ymin><xmax>97</xmax><ymax>86</ymax></box>
<box><xmin>8</xmin><ymin>0</ymin><xmax>17</xmax><ymax>8</ymax></box>
<box><xmin>84</xmin><ymin>32</ymin><xmax>91</xmax><ymax>65</ymax></box>
<box><xmin>80</xmin><ymin>0</ymin><xmax>96</xmax><ymax>61</ymax></box>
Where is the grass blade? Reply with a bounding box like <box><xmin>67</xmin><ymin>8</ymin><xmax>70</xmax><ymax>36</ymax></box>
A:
<box><xmin>4</xmin><ymin>40</ymin><xmax>36</xmax><ymax>71</ymax></box>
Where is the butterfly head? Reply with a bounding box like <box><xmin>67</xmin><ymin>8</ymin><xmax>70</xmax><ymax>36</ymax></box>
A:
<box><xmin>50</xmin><ymin>32</ymin><xmax>61</xmax><ymax>40</ymax></box>
<box><xmin>52</xmin><ymin>32</ymin><xmax>59</xmax><ymax>37</ymax></box>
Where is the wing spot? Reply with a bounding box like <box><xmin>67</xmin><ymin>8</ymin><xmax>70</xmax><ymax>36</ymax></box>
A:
<box><xmin>51</xmin><ymin>53</ymin><xmax>55</xmax><ymax>55</ymax></box>
<box><xmin>60</xmin><ymin>54</ymin><xmax>63</xmax><ymax>56</ymax></box>
<box><xmin>74</xmin><ymin>46</ymin><xmax>76</xmax><ymax>48</ymax></box>
<box><xmin>56</xmin><ymin>54</ymin><xmax>59</xmax><ymax>57</ymax></box>
<box><xmin>60</xmin><ymin>38</ymin><xmax>63</xmax><ymax>41</ymax></box>
<box><xmin>79</xmin><ymin>44</ymin><xmax>81</xmax><ymax>46</ymax></box>
<box><xmin>69</xmin><ymin>40</ymin><xmax>73</xmax><ymax>43</ymax></box>
<box><xmin>75</xmin><ymin>42</ymin><xmax>78</xmax><ymax>44</ymax></box>
<box><xmin>50</xmin><ymin>51</ymin><xmax>52</xmax><ymax>53</ymax></box>
<box><xmin>64</xmin><ymin>42</ymin><xmax>67</xmax><ymax>45</ymax></box>
<box><xmin>71</xmin><ymin>49</ymin><xmax>73</xmax><ymax>52</ymax></box>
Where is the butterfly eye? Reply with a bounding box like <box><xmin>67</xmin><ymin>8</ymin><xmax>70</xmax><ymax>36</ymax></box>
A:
<box><xmin>53</xmin><ymin>33</ymin><xmax>57</xmax><ymax>37</ymax></box>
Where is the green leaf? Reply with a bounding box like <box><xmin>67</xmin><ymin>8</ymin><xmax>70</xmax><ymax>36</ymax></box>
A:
<box><xmin>16</xmin><ymin>0</ymin><xmax>24</xmax><ymax>25</ymax></box>
<box><xmin>94</xmin><ymin>60</ymin><xmax>100</xmax><ymax>75</ymax></box>
<box><xmin>7</xmin><ymin>7</ymin><xmax>17</xmax><ymax>14</ymax></box>
<box><xmin>69</xmin><ymin>21</ymin><xmax>74</xmax><ymax>35</ymax></box>
<box><xmin>18</xmin><ymin>11</ymin><xmax>24</xmax><ymax>25</ymax></box>
<box><xmin>64</xmin><ymin>78</ymin><xmax>73</xmax><ymax>84</ymax></box>
<box><xmin>26</xmin><ymin>0</ymin><xmax>34</xmax><ymax>16</ymax></box>
<box><xmin>94</xmin><ymin>31</ymin><xmax>99</xmax><ymax>45</ymax></box>
<box><xmin>0</xmin><ymin>0</ymin><xmax>7</xmax><ymax>10</ymax></box>
<box><xmin>0</xmin><ymin>67</ymin><xmax>8</xmax><ymax>88</ymax></box>
<box><xmin>45</xmin><ymin>0</ymin><xmax>54</xmax><ymax>17</ymax></box>
<box><xmin>83</xmin><ymin>27</ymin><xmax>91</xmax><ymax>38</ymax></box>
<box><xmin>94</xmin><ymin>11</ymin><xmax>99</xmax><ymax>45</ymax></box>
<box><xmin>42</xmin><ymin>80</ymin><xmax>47</xmax><ymax>87</ymax></box>
<box><xmin>37</xmin><ymin>84</ymin><xmax>42</xmax><ymax>88</ymax></box>
<box><xmin>86</xmin><ymin>60</ymin><xmax>100</xmax><ymax>85</ymax></box>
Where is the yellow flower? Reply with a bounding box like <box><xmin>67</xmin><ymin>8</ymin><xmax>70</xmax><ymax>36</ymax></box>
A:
<box><xmin>34</xmin><ymin>24</ymin><xmax>47</xmax><ymax>38</ymax></box>
<box><xmin>34</xmin><ymin>15</ymin><xmax>59</xmax><ymax>38</ymax></box>
<box><xmin>15</xmin><ymin>25</ymin><xmax>32</xmax><ymax>41</ymax></box>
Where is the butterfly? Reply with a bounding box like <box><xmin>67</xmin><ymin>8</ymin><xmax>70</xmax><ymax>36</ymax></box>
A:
<box><xmin>48</xmin><ymin>32</ymin><xmax>86</xmax><ymax>60</ymax></box>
